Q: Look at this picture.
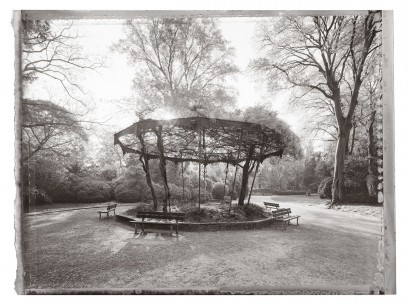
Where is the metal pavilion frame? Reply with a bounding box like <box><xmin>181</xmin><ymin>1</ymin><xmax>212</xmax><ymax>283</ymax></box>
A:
<box><xmin>114</xmin><ymin>116</ymin><xmax>285</xmax><ymax>212</ymax></box>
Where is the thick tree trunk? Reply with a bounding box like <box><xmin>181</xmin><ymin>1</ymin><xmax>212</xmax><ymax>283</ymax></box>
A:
<box><xmin>331</xmin><ymin>125</ymin><xmax>351</xmax><ymax>204</ymax></box>
<box><xmin>139</xmin><ymin>155</ymin><xmax>158</xmax><ymax>210</ymax></box>
<box><xmin>238</xmin><ymin>145</ymin><xmax>255</xmax><ymax>206</ymax></box>
<box><xmin>349</xmin><ymin>122</ymin><xmax>356</xmax><ymax>155</ymax></box>
<box><xmin>155</xmin><ymin>127</ymin><xmax>171</xmax><ymax>212</ymax></box>
<box><xmin>138</xmin><ymin>134</ymin><xmax>158</xmax><ymax>210</ymax></box>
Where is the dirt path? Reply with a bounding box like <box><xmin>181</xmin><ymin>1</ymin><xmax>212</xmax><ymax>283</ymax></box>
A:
<box><xmin>23</xmin><ymin>198</ymin><xmax>381</xmax><ymax>291</ymax></box>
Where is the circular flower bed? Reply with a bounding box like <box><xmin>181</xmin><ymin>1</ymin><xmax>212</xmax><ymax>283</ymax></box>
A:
<box><xmin>123</xmin><ymin>202</ymin><xmax>269</xmax><ymax>223</ymax></box>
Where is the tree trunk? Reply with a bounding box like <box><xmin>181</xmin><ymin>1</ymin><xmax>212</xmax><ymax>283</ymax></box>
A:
<box><xmin>138</xmin><ymin>134</ymin><xmax>158</xmax><ymax>210</ymax></box>
<box><xmin>155</xmin><ymin>127</ymin><xmax>171</xmax><ymax>212</ymax></box>
<box><xmin>139</xmin><ymin>155</ymin><xmax>158</xmax><ymax>210</ymax></box>
<box><xmin>349</xmin><ymin>122</ymin><xmax>356</xmax><ymax>155</ymax></box>
<box><xmin>331</xmin><ymin>125</ymin><xmax>351</xmax><ymax>204</ymax></box>
<box><xmin>238</xmin><ymin>145</ymin><xmax>255</xmax><ymax>206</ymax></box>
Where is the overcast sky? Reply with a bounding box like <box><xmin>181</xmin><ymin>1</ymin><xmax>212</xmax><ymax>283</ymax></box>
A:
<box><xmin>24</xmin><ymin>17</ymin><xmax>310</xmax><ymax>144</ymax></box>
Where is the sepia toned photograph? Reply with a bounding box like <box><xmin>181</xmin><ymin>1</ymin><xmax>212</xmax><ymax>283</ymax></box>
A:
<box><xmin>13</xmin><ymin>10</ymin><xmax>395</xmax><ymax>295</ymax></box>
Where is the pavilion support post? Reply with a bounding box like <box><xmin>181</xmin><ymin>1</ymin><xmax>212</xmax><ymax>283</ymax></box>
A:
<box><xmin>137</xmin><ymin>133</ymin><xmax>158</xmax><ymax>210</ymax></box>
<box><xmin>198</xmin><ymin>130</ymin><xmax>202</xmax><ymax>210</ymax></box>
<box><xmin>230</xmin><ymin>130</ymin><xmax>244</xmax><ymax>212</ymax></box>
<box><xmin>247</xmin><ymin>159</ymin><xmax>261</xmax><ymax>206</ymax></box>
<box><xmin>155</xmin><ymin>126</ymin><xmax>171</xmax><ymax>212</ymax></box>
<box><xmin>181</xmin><ymin>154</ymin><xmax>185</xmax><ymax>201</ymax></box>
<box><xmin>203</xmin><ymin>129</ymin><xmax>207</xmax><ymax>204</ymax></box>
<box><xmin>221</xmin><ymin>162</ymin><xmax>229</xmax><ymax>203</ymax></box>
<box><xmin>238</xmin><ymin>144</ymin><xmax>255</xmax><ymax>206</ymax></box>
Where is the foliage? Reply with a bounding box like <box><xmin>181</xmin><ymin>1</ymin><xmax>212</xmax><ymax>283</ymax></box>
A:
<box><xmin>251</xmin><ymin>13</ymin><xmax>382</xmax><ymax>203</ymax></box>
<box><xmin>241</xmin><ymin>105</ymin><xmax>302</xmax><ymax>158</ymax></box>
<box><xmin>273</xmin><ymin>190</ymin><xmax>307</xmax><ymax>196</ymax></box>
<box><xmin>318</xmin><ymin>177</ymin><xmax>333</xmax><ymax>199</ymax></box>
<box><xmin>114</xmin><ymin>177</ymin><xmax>151</xmax><ymax>203</ymax></box>
<box><xmin>212</xmin><ymin>183</ymin><xmax>228</xmax><ymax>200</ymax></box>
<box><xmin>345</xmin><ymin>193</ymin><xmax>377</xmax><ymax>204</ymax></box>
<box><xmin>22</xmin><ymin>99</ymin><xmax>88</xmax><ymax>162</ymax></box>
<box><xmin>73</xmin><ymin>178</ymin><xmax>112</xmax><ymax>203</ymax></box>
<box><xmin>191</xmin><ymin>189</ymin><xmax>213</xmax><ymax>202</ymax></box>
<box><xmin>101</xmin><ymin>168</ymin><xmax>117</xmax><ymax>181</ymax></box>
<box><xmin>114</xmin><ymin>18</ymin><xmax>239</xmax><ymax>118</ymax></box>
<box><xmin>318</xmin><ymin>177</ymin><xmax>367</xmax><ymax>200</ymax></box>
<box><xmin>23</xmin><ymin>187</ymin><xmax>52</xmax><ymax>207</ymax></box>
<box><xmin>235</xmin><ymin>204</ymin><xmax>268</xmax><ymax>219</ymax></box>
<box><xmin>123</xmin><ymin>203</ymin><xmax>157</xmax><ymax>216</ymax></box>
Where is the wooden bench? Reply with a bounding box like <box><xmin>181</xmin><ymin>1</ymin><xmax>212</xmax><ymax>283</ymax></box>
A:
<box><xmin>264</xmin><ymin>202</ymin><xmax>280</xmax><ymax>212</ymax></box>
<box><xmin>129</xmin><ymin>211</ymin><xmax>186</xmax><ymax>236</ymax></box>
<box><xmin>98</xmin><ymin>204</ymin><xmax>117</xmax><ymax>219</ymax></box>
<box><xmin>271</xmin><ymin>208</ymin><xmax>301</xmax><ymax>230</ymax></box>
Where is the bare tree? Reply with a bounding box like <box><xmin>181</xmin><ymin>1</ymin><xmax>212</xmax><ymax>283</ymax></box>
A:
<box><xmin>250</xmin><ymin>12</ymin><xmax>381</xmax><ymax>204</ymax></box>
<box><xmin>21</xmin><ymin>20</ymin><xmax>104</xmax><ymax>161</ymax></box>
<box><xmin>22</xmin><ymin>20</ymin><xmax>104</xmax><ymax>106</ymax></box>
<box><xmin>113</xmin><ymin>18</ymin><xmax>239</xmax><ymax>117</ymax></box>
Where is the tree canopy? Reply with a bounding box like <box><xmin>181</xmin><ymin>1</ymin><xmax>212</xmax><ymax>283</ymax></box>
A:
<box><xmin>114</xmin><ymin>18</ymin><xmax>239</xmax><ymax>118</ymax></box>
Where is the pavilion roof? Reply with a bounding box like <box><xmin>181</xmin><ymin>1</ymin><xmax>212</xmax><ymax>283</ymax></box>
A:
<box><xmin>114</xmin><ymin>116</ymin><xmax>285</xmax><ymax>165</ymax></box>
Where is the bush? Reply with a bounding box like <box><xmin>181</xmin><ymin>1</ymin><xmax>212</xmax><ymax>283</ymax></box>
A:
<box><xmin>114</xmin><ymin>177</ymin><xmax>151</xmax><ymax>203</ymax></box>
<box><xmin>74</xmin><ymin>179</ymin><xmax>112</xmax><ymax>203</ymax></box>
<box><xmin>252</xmin><ymin>188</ymin><xmax>274</xmax><ymax>195</ymax></box>
<box><xmin>273</xmin><ymin>190</ymin><xmax>307</xmax><ymax>195</ymax></box>
<box><xmin>23</xmin><ymin>187</ymin><xmax>52</xmax><ymax>206</ymax></box>
<box><xmin>318</xmin><ymin>177</ymin><xmax>332</xmax><ymax>199</ymax></box>
<box><xmin>235</xmin><ymin>203</ymin><xmax>267</xmax><ymax>219</ymax></box>
<box><xmin>47</xmin><ymin>180</ymin><xmax>77</xmax><ymax>203</ymax></box>
<box><xmin>101</xmin><ymin>168</ymin><xmax>117</xmax><ymax>181</ymax></box>
<box><xmin>345</xmin><ymin>193</ymin><xmax>378</xmax><ymax>204</ymax></box>
<box><xmin>318</xmin><ymin>177</ymin><xmax>368</xmax><ymax>200</ymax></box>
<box><xmin>191</xmin><ymin>189</ymin><xmax>213</xmax><ymax>202</ymax></box>
<box><xmin>212</xmin><ymin>183</ymin><xmax>228</xmax><ymax>200</ymax></box>
<box><xmin>307</xmin><ymin>182</ymin><xmax>319</xmax><ymax>193</ymax></box>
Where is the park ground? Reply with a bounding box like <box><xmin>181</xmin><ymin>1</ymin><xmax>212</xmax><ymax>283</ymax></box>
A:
<box><xmin>22</xmin><ymin>195</ymin><xmax>382</xmax><ymax>291</ymax></box>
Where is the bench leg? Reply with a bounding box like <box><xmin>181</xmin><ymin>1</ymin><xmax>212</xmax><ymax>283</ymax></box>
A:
<box><xmin>99</xmin><ymin>213</ymin><xmax>101</xmax><ymax>219</ymax></box>
<box><xmin>170</xmin><ymin>225</ymin><xmax>173</xmax><ymax>236</ymax></box>
<box><xmin>176</xmin><ymin>224</ymin><xmax>179</xmax><ymax>236</ymax></box>
<box><xmin>141</xmin><ymin>223</ymin><xmax>145</xmax><ymax>233</ymax></box>
<box><xmin>134</xmin><ymin>224</ymin><xmax>138</xmax><ymax>234</ymax></box>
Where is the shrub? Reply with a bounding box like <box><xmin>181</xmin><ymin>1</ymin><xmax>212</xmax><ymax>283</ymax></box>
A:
<box><xmin>74</xmin><ymin>179</ymin><xmax>112</xmax><ymax>203</ymax></box>
<box><xmin>101</xmin><ymin>168</ymin><xmax>117</xmax><ymax>181</ymax></box>
<box><xmin>252</xmin><ymin>188</ymin><xmax>274</xmax><ymax>195</ymax></box>
<box><xmin>235</xmin><ymin>203</ymin><xmax>267</xmax><ymax>219</ymax></box>
<box><xmin>23</xmin><ymin>187</ymin><xmax>52</xmax><ymax>206</ymax></box>
<box><xmin>47</xmin><ymin>180</ymin><xmax>77</xmax><ymax>203</ymax></box>
<box><xmin>167</xmin><ymin>183</ymin><xmax>184</xmax><ymax>201</ymax></box>
<box><xmin>307</xmin><ymin>182</ymin><xmax>319</xmax><ymax>193</ymax></box>
<box><xmin>345</xmin><ymin>193</ymin><xmax>378</xmax><ymax>204</ymax></box>
<box><xmin>212</xmin><ymin>183</ymin><xmax>228</xmax><ymax>200</ymax></box>
<box><xmin>229</xmin><ymin>189</ymin><xmax>238</xmax><ymax>200</ymax></box>
<box><xmin>318</xmin><ymin>177</ymin><xmax>368</xmax><ymax>200</ymax></box>
<box><xmin>318</xmin><ymin>177</ymin><xmax>332</xmax><ymax>199</ymax></box>
<box><xmin>114</xmin><ymin>178</ymin><xmax>151</xmax><ymax>203</ymax></box>
<box><xmin>191</xmin><ymin>189</ymin><xmax>213</xmax><ymax>202</ymax></box>
<box><xmin>273</xmin><ymin>190</ymin><xmax>307</xmax><ymax>196</ymax></box>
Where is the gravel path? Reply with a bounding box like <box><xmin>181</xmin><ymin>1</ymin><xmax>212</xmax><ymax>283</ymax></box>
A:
<box><xmin>23</xmin><ymin>197</ymin><xmax>382</xmax><ymax>292</ymax></box>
